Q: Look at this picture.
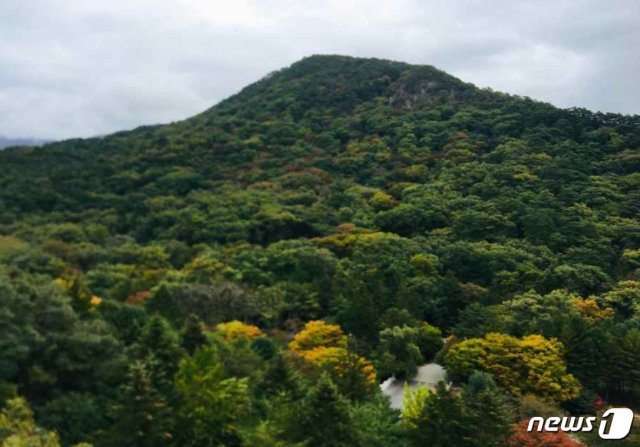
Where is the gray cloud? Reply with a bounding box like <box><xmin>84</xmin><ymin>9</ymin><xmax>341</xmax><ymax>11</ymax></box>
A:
<box><xmin>1</xmin><ymin>0</ymin><xmax>638</xmax><ymax>139</ymax></box>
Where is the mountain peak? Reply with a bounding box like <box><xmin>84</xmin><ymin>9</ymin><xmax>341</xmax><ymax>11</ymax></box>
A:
<box><xmin>207</xmin><ymin>54</ymin><xmax>486</xmax><ymax>122</ymax></box>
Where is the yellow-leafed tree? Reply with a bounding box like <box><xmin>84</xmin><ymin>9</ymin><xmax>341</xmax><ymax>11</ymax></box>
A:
<box><xmin>289</xmin><ymin>321</ymin><xmax>375</xmax><ymax>399</ymax></box>
<box><xmin>216</xmin><ymin>320</ymin><xmax>264</xmax><ymax>341</ymax></box>
<box><xmin>445</xmin><ymin>333</ymin><xmax>580</xmax><ymax>402</ymax></box>
<box><xmin>288</xmin><ymin>320</ymin><xmax>347</xmax><ymax>352</ymax></box>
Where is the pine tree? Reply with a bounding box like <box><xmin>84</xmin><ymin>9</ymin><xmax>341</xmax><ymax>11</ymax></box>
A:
<box><xmin>462</xmin><ymin>371</ymin><xmax>513</xmax><ymax>447</ymax></box>
<box><xmin>174</xmin><ymin>346</ymin><xmax>250</xmax><ymax>447</ymax></box>
<box><xmin>133</xmin><ymin>315</ymin><xmax>184</xmax><ymax>392</ymax></box>
<box><xmin>257</xmin><ymin>353</ymin><xmax>304</xmax><ymax>400</ymax></box>
<box><xmin>402</xmin><ymin>382</ymin><xmax>473</xmax><ymax>447</ymax></box>
<box><xmin>286</xmin><ymin>374</ymin><xmax>356</xmax><ymax>447</ymax></box>
<box><xmin>180</xmin><ymin>314</ymin><xmax>208</xmax><ymax>354</ymax></box>
<box><xmin>104</xmin><ymin>362</ymin><xmax>174</xmax><ymax>447</ymax></box>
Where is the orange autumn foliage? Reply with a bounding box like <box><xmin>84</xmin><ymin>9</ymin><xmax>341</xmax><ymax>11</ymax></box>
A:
<box><xmin>125</xmin><ymin>290</ymin><xmax>151</xmax><ymax>305</ymax></box>
<box><xmin>572</xmin><ymin>298</ymin><xmax>614</xmax><ymax>322</ymax></box>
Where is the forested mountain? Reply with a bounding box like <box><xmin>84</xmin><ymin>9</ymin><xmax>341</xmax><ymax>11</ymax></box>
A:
<box><xmin>2</xmin><ymin>55</ymin><xmax>640</xmax><ymax>446</ymax></box>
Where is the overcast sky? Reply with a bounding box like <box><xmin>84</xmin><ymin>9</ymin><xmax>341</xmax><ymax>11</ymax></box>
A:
<box><xmin>1</xmin><ymin>0</ymin><xmax>639</xmax><ymax>139</ymax></box>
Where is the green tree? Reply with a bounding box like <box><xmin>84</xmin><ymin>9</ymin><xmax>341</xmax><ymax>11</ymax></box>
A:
<box><xmin>37</xmin><ymin>393</ymin><xmax>105</xmax><ymax>446</ymax></box>
<box><xmin>462</xmin><ymin>371</ymin><xmax>512</xmax><ymax>447</ymax></box>
<box><xmin>174</xmin><ymin>346</ymin><xmax>250</xmax><ymax>447</ymax></box>
<box><xmin>414</xmin><ymin>322</ymin><xmax>443</xmax><ymax>360</ymax></box>
<box><xmin>132</xmin><ymin>315</ymin><xmax>184</xmax><ymax>392</ymax></box>
<box><xmin>402</xmin><ymin>383</ymin><xmax>472</xmax><ymax>447</ymax></box>
<box><xmin>281</xmin><ymin>374</ymin><xmax>356</xmax><ymax>447</ymax></box>
<box><xmin>377</xmin><ymin>326</ymin><xmax>423</xmax><ymax>380</ymax></box>
<box><xmin>180</xmin><ymin>315</ymin><xmax>208</xmax><ymax>354</ymax></box>
<box><xmin>351</xmin><ymin>396</ymin><xmax>407</xmax><ymax>447</ymax></box>
<box><xmin>104</xmin><ymin>362</ymin><xmax>174</xmax><ymax>447</ymax></box>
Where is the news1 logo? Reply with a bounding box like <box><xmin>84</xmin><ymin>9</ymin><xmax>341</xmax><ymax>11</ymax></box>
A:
<box><xmin>527</xmin><ymin>408</ymin><xmax>634</xmax><ymax>440</ymax></box>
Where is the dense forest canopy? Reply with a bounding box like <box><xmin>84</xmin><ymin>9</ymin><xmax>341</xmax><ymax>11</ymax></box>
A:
<box><xmin>2</xmin><ymin>55</ymin><xmax>640</xmax><ymax>446</ymax></box>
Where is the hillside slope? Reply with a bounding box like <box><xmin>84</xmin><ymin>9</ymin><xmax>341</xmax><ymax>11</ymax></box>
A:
<box><xmin>2</xmin><ymin>55</ymin><xmax>639</xmax><ymax>235</ymax></box>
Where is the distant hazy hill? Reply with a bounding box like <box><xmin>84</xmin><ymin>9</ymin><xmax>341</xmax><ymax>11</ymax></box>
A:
<box><xmin>0</xmin><ymin>136</ymin><xmax>50</xmax><ymax>149</ymax></box>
